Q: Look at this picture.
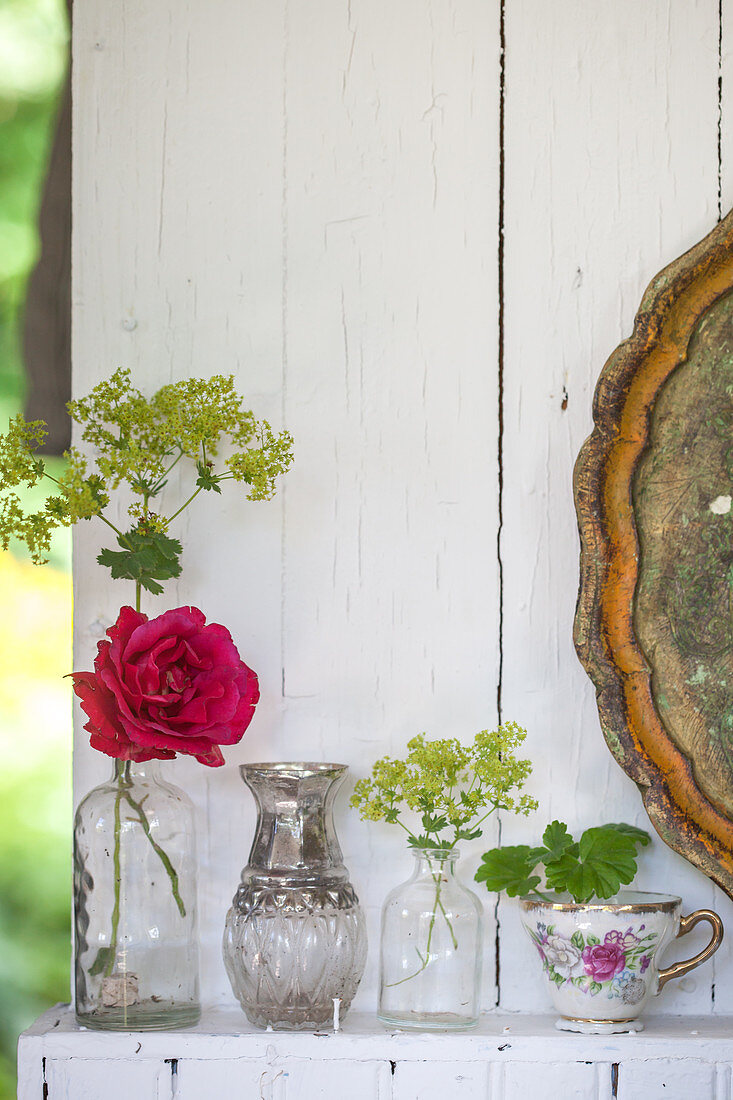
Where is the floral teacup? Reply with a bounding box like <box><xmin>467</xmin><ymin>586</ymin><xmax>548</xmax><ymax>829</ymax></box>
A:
<box><xmin>520</xmin><ymin>891</ymin><xmax>723</xmax><ymax>1033</ymax></box>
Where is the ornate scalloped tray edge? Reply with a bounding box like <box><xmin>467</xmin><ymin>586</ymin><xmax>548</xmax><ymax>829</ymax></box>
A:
<box><xmin>574</xmin><ymin>209</ymin><xmax>733</xmax><ymax>900</ymax></box>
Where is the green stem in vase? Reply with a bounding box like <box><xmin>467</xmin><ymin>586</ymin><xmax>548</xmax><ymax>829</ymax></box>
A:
<box><xmin>103</xmin><ymin>771</ymin><xmax>125</xmax><ymax>979</ymax></box>
<box><xmin>122</xmin><ymin>789</ymin><xmax>186</xmax><ymax>917</ymax></box>
<box><xmin>97</xmin><ymin>761</ymin><xmax>186</xmax><ymax>981</ymax></box>
<box><xmin>386</xmin><ymin>855</ymin><xmax>458</xmax><ymax>987</ymax></box>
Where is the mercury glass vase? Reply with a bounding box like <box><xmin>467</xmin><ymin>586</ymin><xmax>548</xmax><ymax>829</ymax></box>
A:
<box><xmin>378</xmin><ymin>847</ymin><xmax>483</xmax><ymax>1030</ymax></box>
<box><xmin>73</xmin><ymin>759</ymin><xmax>200</xmax><ymax>1030</ymax></box>
<box><xmin>223</xmin><ymin>762</ymin><xmax>367</xmax><ymax>1030</ymax></box>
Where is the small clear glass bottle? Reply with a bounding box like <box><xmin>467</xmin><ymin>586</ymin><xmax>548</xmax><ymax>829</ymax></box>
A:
<box><xmin>74</xmin><ymin>760</ymin><xmax>200</xmax><ymax>1030</ymax></box>
<box><xmin>378</xmin><ymin>847</ymin><xmax>483</xmax><ymax>1030</ymax></box>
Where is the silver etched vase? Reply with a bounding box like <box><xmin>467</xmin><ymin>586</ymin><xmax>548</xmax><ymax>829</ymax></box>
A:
<box><xmin>223</xmin><ymin>762</ymin><xmax>367</xmax><ymax>1030</ymax></box>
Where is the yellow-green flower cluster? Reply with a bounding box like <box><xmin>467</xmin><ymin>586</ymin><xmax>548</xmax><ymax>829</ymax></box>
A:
<box><xmin>0</xmin><ymin>368</ymin><xmax>294</xmax><ymax>585</ymax></box>
<box><xmin>55</xmin><ymin>449</ymin><xmax>109</xmax><ymax>522</ymax></box>
<box><xmin>227</xmin><ymin>421</ymin><xmax>295</xmax><ymax>501</ymax></box>
<box><xmin>351</xmin><ymin>722</ymin><xmax>538</xmax><ymax>852</ymax></box>
<box><xmin>0</xmin><ymin>416</ymin><xmax>47</xmax><ymax>491</ymax></box>
<box><xmin>67</xmin><ymin>368</ymin><xmax>294</xmax><ymax>496</ymax></box>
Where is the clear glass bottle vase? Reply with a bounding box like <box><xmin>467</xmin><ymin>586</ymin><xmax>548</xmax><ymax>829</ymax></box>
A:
<box><xmin>378</xmin><ymin>847</ymin><xmax>483</xmax><ymax>1030</ymax></box>
<box><xmin>73</xmin><ymin>759</ymin><xmax>200</xmax><ymax>1030</ymax></box>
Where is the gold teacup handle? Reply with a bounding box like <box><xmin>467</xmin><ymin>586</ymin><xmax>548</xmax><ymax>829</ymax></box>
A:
<box><xmin>656</xmin><ymin>909</ymin><xmax>724</xmax><ymax>991</ymax></box>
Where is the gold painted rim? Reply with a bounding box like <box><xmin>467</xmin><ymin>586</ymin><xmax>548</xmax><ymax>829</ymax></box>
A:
<box><xmin>560</xmin><ymin>1014</ymin><xmax>638</xmax><ymax>1025</ymax></box>
<box><xmin>519</xmin><ymin>891</ymin><xmax>681</xmax><ymax>914</ymax></box>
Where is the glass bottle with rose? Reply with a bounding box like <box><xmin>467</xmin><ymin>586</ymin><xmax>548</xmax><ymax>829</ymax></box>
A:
<box><xmin>0</xmin><ymin>371</ymin><xmax>293</xmax><ymax>1029</ymax></box>
<box><xmin>351</xmin><ymin>724</ymin><xmax>537</xmax><ymax>1030</ymax></box>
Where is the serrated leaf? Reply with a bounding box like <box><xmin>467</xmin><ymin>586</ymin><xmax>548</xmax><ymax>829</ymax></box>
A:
<box><xmin>97</xmin><ymin>529</ymin><xmax>183</xmax><ymax>595</ymax></box>
<box><xmin>545</xmin><ymin>827</ymin><xmax>639</xmax><ymax>902</ymax></box>
<box><xmin>474</xmin><ymin>846</ymin><xmax>541</xmax><ymax>897</ymax></box>
<box><xmin>195</xmin><ymin>461</ymin><xmax>223</xmax><ymax>493</ymax></box>
<box><xmin>541</xmin><ymin>820</ymin><xmax>576</xmax><ymax>860</ymax></box>
<box><xmin>604</xmin><ymin>823</ymin><xmax>652</xmax><ymax>847</ymax></box>
<box><xmin>545</xmin><ymin>855</ymin><xmax>599</xmax><ymax>902</ymax></box>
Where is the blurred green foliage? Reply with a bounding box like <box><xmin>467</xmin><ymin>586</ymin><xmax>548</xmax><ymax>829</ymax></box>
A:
<box><xmin>0</xmin><ymin>0</ymin><xmax>70</xmax><ymax>1095</ymax></box>
<box><xmin>0</xmin><ymin>0</ymin><xmax>67</xmax><ymax>401</ymax></box>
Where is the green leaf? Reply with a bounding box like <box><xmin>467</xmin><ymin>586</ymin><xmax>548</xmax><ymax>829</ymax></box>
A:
<box><xmin>586</xmin><ymin>933</ymin><xmax>600</xmax><ymax>946</ymax></box>
<box><xmin>571</xmin><ymin>930</ymin><xmax>585</xmax><ymax>951</ymax></box>
<box><xmin>97</xmin><ymin>529</ymin><xmax>183</xmax><ymax>595</ymax></box>
<box><xmin>541</xmin><ymin>820</ymin><xmax>576</xmax><ymax>860</ymax></box>
<box><xmin>195</xmin><ymin>461</ymin><xmax>223</xmax><ymax>493</ymax></box>
<box><xmin>550</xmin><ymin>970</ymin><xmax>565</xmax><ymax>986</ymax></box>
<box><xmin>88</xmin><ymin>947</ymin><xmax>114</xmax><ymax>977</ymax></box>
<box><xmin>421</xmin><ymin>813</ymin><xmax>448</xmax><ymax>834</ymax></box>
<box><xmin>590</xmin><ymin>981</ymin><xmax>603</xmax><ymax>996</ymax></box>
<box><xmin>545</xmin><ymin>826</ymin><xmax>640</xmax><ymax>902</ymax></box>
<box><xmin>408</xmin><ymin>835</ymin><xmax>452</xmax><ymax>854</ymax></box>
<box><xmin>474</xmin><ymin>846</ymin><xmax>541</xmax><ymax>897</ymax></box>
<box><xmin>604</xmin><ymin>823</ymin><xmax>652</xmax><ymax>847</ymax></box>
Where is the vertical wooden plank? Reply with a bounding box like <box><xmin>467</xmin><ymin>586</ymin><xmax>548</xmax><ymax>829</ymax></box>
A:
<box><xmin>721</xmin><ymin>0</ymin><xmax>732</xmax><ymax>216</ymax></box>
<box><xmin>279</xmin><ymin>0</ymin><xmax>501</xmax><ymax>1009</ymax></box>
<box><xmin>503</xmin><ymin>1062</ymin><xmax>608</xmax><ymax>1099</ymax></box>
<box><xmin>280</xmin><ymin>1059</ymin><xmax>392</xmax><ymax>1099</ymax></box>
<box><xmin>177</xmin><ymin>1058</ymin><xmax>276</xmax><ymax>1098</ymax></box>
<box><xmin>499</xmin><ymin>0</ymin><xmax>721</xmax><ymax>1014</ymax></box>
<box><xmin>711</xmin><ymin>0</ymin><xmax>733</xmax><ymax>1020</ymax></box>
<box><xmin>617</xmin><ymin>1059</ymin><xmax>718</xmax><ymax>1100</ymax></box>
<box><xmin>72</xmin><ymin>0</ymin><xmax>288</xmax><ymax>1004</ymax></box>
<box><xmin>178</xmin><ymin>1057</ymin><xmax>392</xmax><ymax>1099</ymax></box>
<box><xmin>15</xmin><ymin>1034</ymin><xmax>44</xmax><ymax>1100</ymax></box>
<box><xmin>393</xmin><ymin>1060</ymin><xmax>488</xmax><ymax>1099</ymax></box>
<box><xmin>44</xmin><ymin>1058</ymin><xmax>172</xmax><ymax>1099</ymax></box>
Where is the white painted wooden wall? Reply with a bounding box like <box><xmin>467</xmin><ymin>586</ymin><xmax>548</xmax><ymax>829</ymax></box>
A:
<box><xmin>67</xmin><ymin>0</ymin><xmax>733</xmax><ymax>1049</ymax></box>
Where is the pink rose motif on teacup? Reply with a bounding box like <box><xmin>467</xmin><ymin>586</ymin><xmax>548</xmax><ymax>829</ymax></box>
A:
<box><xmin>581</xmin><ymin>942</ymin><xmax>627</xmax><ymax>981</ymax></box>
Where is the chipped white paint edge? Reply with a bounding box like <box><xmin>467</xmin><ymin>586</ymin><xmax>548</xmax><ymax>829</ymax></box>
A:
<box><xmin>19</xmin><ymin>1005</ymin><xmax>733</xmax><ymax>1062</ymax></box>
<box><xmin>19</xmin><ymin>1007</ymin><xmax>733</xmax><ymax>1100</ymax></box>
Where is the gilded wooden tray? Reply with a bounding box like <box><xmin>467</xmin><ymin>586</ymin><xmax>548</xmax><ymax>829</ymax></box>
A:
<box><xmin>574</xmin><ymin>210</ymin><xmax>733</xmax><ymax>899</ymax></box>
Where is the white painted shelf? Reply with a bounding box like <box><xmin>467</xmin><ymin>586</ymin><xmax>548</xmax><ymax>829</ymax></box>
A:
<box><xmin>18</xmin><ymin>1005</ymin><xmax>733</xmax><ymax>1099</ymax></box>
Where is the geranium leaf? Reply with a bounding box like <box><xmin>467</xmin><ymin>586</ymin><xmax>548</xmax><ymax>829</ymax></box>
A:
<box><xmin>474</xmin><ymin>845</ymin><xmax>541</xmax><ymax>897</ymax></box>
<box><xmin>545</xmin><ymin>827</ymin><xmax>639</xmax><ymax>902</ymax></box>
<box><xmin>604</xmin><ymin>823</ymin><xmax>652</xmax><ymax>847</ymax></box>
<box><xmin>541</xmin><ymin>820</ymin><xmax>577</xmax><ymax>861</ymax></box>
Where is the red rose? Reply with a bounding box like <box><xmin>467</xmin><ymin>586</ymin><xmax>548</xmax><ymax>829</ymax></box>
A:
<box><xmin>71</xmin><ymin>605</ymin><xmax>259</xmax><ymax>767</ymax></box>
